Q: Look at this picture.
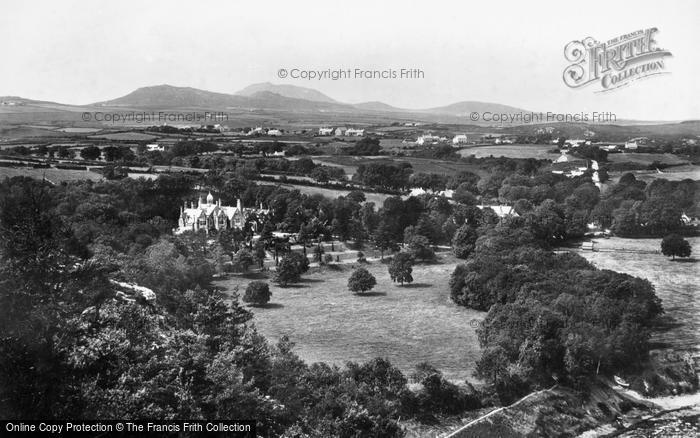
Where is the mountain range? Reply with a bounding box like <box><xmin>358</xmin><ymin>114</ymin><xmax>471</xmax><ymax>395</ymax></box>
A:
<box><xmin>2</xmin><ymin>83</ymin><xmax>695</xmax><ymax>127</ymax></box>
<box><xmin>89</xmin><ymin>82</ymin><xmax>531</xmax><ymax>118</ymax></box>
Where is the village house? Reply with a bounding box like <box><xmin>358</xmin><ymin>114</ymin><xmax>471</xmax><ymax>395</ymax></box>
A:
<box><xmin>416</xmin><ymin>134</ymin><xmax>441</xmax><ymax>145</ymax></box>
<box><xmin>267</xmin><ymin>129</ymin><xmax>282</xmax><ymax>136</ymax></box>
<box><xmin>334</xmin><ymin>127</ymin><xmax>347</xmax><ymax>136</ymax></box>
<box><xmin>452</xmin><ymin>134</ymin><xmax>469</xmax><ymax>145</ymax></box>
<box><xmin>146</xmin><ymin>143</ymin><xmax>164</xmax><ymax>152</ymax></box>
<box><xmin>176</xmin><ymin>192</ymin><xmax>268</xmax><ymax>234</ymax></box>
<box><xmin>345</xmin><ymin>128</ymin><xmax>365</xmax><ymax>136</ymax></box>
<box><xmin>318</xmin><ymin>127</ymin><xmax>334</xmax><ymax>136</ymax></box>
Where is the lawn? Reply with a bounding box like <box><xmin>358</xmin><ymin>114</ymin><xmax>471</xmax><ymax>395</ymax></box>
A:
<box><xmin>458</xmin><ymin>144</ymin><xmax>559</xmax><ymax>160</ymax></box>
<box><xmin>321</xmin><ymin>155</ymin><xmax>489</xmax><ymax>178</ymax></box>
<box><xmin>0</xmin><ymin>166</ymin><xmax>103</xmax><ymax>182</ymax></box>
<box><xmin>214</xmin><ymin>254</ymin><xmax>485</xmax><ymax>382</ymax></box>
<box><xmin>256</xmin><ymin>180</ymin><xmax>392</xmax><ymax>206</ymax></box>
<box><xmin>609</xmin><ymin>165</ymin><xmax>700</xmax><ymax>184</ymax></box>
<box><xmin>88</xmin><ymin>132</ymin><xmax>158</xmax><ymax>141</ymax></box>
<box><xmin>575</xmin><ymin>237</ymin><xmax>700</xmax><ymax>353</ymax></box>
<box><xmin>607</xmin><ymin>152</ymin><xmax>689</xmax><ymax>166</ymax></box>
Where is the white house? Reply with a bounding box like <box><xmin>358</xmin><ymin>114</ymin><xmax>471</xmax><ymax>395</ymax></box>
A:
<box><xmin>318</xmin><ymin>127</ymin><xmax>334</xmax><ymax>136</ymax></box>
<box><xmin>267</xmin><ymin>129</ymin><xmax>282</xmax><ymax>136</ymax></box>
<box><xmin>416</xmin><ymin>135</ymin><xmax>441</xmax><ymax>145</ymax></box>
<box><xmin>625</xmin><ymin>141</ymin><xmax>639</xmax><ymax>150</ymax></box>
<box><xmin>335</xmin><ymin>127</ymin><xmax>347</xmax><ymax>136</ymax></box>
<box><xmin>146</xmin><ymin>143</ymin><xmax>164</xmax><ymax>152</ymax></box>
<box><xmin>565</xmin><ymin>139</ymin><xmax>587</xmax><ymax>148</ymax></box>
<box><xmin>452</xmin><ymin>134</ymin><xmax>469</xmax><ymax>145</ymax></box>
<box><xmin>554</xmin><ymin>152</ymin><xmax>569</xmax><ymax>163</ymax></box>
<box><xmin>345</xmin><ymin>128</ymin><xmax>365</xmax><ymax>136</ymax></box>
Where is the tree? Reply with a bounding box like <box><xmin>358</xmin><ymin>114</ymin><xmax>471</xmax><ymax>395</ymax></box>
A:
<box><xmin>388</xmin><ymin>252</ymin><xmax>413</xmax><ymax>286</ymax></box>
<box><xmin>348</xmin><ymin>268</ymin><xmax>377</xmax><ymax>294</ymax></box>
<box><xmin>661</xmin><ymin>234</ymin><xmax>692</xmax><ymax>260</ymax></box>
<box><xmin>243</xmin><ymin>281</ymin><xmax>271</xmax><ymax>306</ymax></box>
<box><xmin>406</xmin><ymin>234</ymin><xmax>434</xmax><ymax>262</ymax></box>
<box><xmin>231</xmin><ymin>248</ymin><xmax>255</xmax><ymax>273</ymax></box>
<box><xmin>253</xmin><ymin>240</ymin><xmax>267</xmax><ymax>268</ymax></box>
<box><xmin>452</xmin><ymin>224</ymin><xmax>478</xmax><ymax>259</ymax></box>
<box><xmin>274</xmin><ymin>252</ymin><xmax>308</xmax><ymax>286</ymax></box>
<box><xmin>373</xmin><ymin>222</ymin><xmax>399</xmax><ymax>259</ymax></box>
<box><xmin>80</xmin><ymin>145</ymin><xmax>102</xmax><ymax>161</ymax></box>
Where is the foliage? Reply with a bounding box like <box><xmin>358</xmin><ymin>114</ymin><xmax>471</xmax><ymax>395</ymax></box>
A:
<box><xmin>388</xmin><ymin>252</ymin><xmax>414</xmax><ymax>286</ymax></box>
<box><xmin>348</xmin><ymin>268</ymin><xmax>377</xmax><ymax>294</ymax></box>
<box><xmin>661</xmin><ymin>234</ymin><xmax>692</xmax><ymax>259</ymax></box>
<box><xmin>243</xmin><ymin>281</ymin><xmax>271</xmax><ymax>306</ymax></box>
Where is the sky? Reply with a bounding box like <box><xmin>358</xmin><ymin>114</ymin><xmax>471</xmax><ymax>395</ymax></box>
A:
<box><xmin>1</xmin><ymin>0</ymin><xmax>698</xmax><ymax>120</ymax></box>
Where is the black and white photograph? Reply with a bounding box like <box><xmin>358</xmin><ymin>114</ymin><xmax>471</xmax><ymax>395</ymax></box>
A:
<box><xmin>1</xmin><ymin>1</ymin><xmax>698</xmax><ymax>436</ymax></box>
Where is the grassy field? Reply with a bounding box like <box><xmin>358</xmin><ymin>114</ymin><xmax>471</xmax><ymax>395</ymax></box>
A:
<box><xmin>214</xmin><ymin>254</ymin><xmax>485</xmax><ymax>382</ymax></box>
<box><xmin>607</xmin><ymin>152</ymin><xmax>689</xmax><ymax>166</ymax></box>
<box><xmin>256</xmin><ymin>180</ymin><xmax>392</xmax><ymax>205</ymax></box>
<box><xmin>321</xmin><ymin>155</ymin><xmax>489</xmax><ymax>178</ymax></box>
<box><xmin>458</xmin><ymin>143</ymin><xmax>559</xmax><ymax>160</ymax></box>
<box><xmin>0</xmin><ymin>166</ymin><xmax>103</xmax><ymax>182</ymax></box>
<box><xmin>609</xmin><ymin>165</ymin><xmax>700</xmax><ymax>184</ymax></box>
<box><xmin>575</xmin><ymin>237</ymin><xmax>700</xmax><ymax>353</ymax></box>
<box><xmin>88</xmin><ymin>132</ymin><xmax>157</xmax><ymax>141</ymax></box>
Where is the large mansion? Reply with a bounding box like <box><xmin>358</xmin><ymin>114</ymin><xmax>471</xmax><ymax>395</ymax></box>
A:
<box><xmin>177</xmin><ymin>192</ymin><xmax>268</xmax><ymax>234</ymax></box>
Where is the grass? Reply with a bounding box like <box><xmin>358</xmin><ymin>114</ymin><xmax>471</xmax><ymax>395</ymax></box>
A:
<box><xmin>575</xmin><ymin>237</ymin><xmax>700</xmax><ymax>353</ymax></box>
<box><xmin>0</xmin><ymin>166</ymin><xmax>103</xmax><ymax>182</ymax></box>
<box><xmin>321</xmin><ymin>155</ymin><xmax>489</xmax><ymax>178</ymax></box>
<box><xmin>214</xmin><ymin>253</ymin><xmax>485</xmax><ymax>382</ymax></box>
<box><xmin>256</xmin><ymin>180</ymin><xmax>392</xmax><ymax>205</ymax></box>
<box><xmin>609</xmin><ymin>165</ymin><xmax>700</xmax><ymax>184</ymax></box>
<box><xmin>88</xmin><ymin>132</ymin><xmax>157</xmax><ymax>141</ymax></box>
<box><xmin>607</xmin><ymin>152</ymin><xmax>689</xmax><ymax>166</ymax></box>
<box><xmin>458</xmin><ymin>144</ymin><xmax>559</xmax><ymax>160</ymax></box>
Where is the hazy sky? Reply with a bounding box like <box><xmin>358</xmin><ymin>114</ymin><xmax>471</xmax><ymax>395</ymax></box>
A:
<box><xmin>1</xmin><ymin>0</ymin><xmax>698</xmax><ymax>120</ymax></box>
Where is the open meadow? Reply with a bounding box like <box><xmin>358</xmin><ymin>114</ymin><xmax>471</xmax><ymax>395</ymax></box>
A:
<box><xmin>0</xmin><ymin>166</ymin><xmax>103</xmax><ymax>182</ymax></box>
<box><xmin>574</xmin><ymin>237</ymin><xmax>700</xmax><ymax>353</ymax></box>
<box><xmin>458</xmin><ymin>143</ymin><xmax>559</xmax><ymax>160</ymax></box>
<box><xmin>256</xmin><ymin>180</ymin><xmax>392</xmax><ymax>205</ymax></box>
<box><xmin>215</xmin><ymin>254</ymin><xmax>485</xmax><ymax>382</ymax></box>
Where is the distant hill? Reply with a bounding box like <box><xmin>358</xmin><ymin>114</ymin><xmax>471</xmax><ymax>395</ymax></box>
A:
<box><xmin>420</xmin><ymin>101</ymin><xmax>531</xmax><ymax>116</ymax></box>
<box><xmin>235</xmin><ymin>82</ymin><xmax>337</xmax><ymax>103</ymax></box>
<box><xmin>93</xmin><ymin>85</ymin><xmax>246</xmax><ymax>108</ymax></box>
<box><xmin>352</xmin><ymin>101</ymin><xmax>404</xmax><ymax>112</ymax></box>
<box><xmin>92</xmin><ymin>84</ymin><xmax>365</xmax><ymax>112</ymax></box>
<box><xmin>2</xmin><ymin>83</ymin><xmax>695</xmax><ymax>128</ymax></box>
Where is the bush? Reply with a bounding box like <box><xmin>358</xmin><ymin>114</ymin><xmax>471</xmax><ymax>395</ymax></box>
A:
<box><xmin>348</xmin><ymin>268</ymin><xmax>377</xmax><ymax>294</ymax></box>
<box><xmin>243</xmin><ymin>281</ymin><xmax>271</xmax><ymax>306</ymax></box>
<box><xmin>388</xmin><ymin>252</ymin><xmax>413</xmax><ymax>286</ymax></box>
<box><xmin>661</xmin><ymin>234</ymin><xmax>692</xmax><ymax>260</ymax></box>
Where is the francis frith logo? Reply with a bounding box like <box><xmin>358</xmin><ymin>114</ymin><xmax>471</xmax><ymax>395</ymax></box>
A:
<box><xmin>563</xmin><ymin>28</ymin><xmax>672</xmax><ymax>92</ymax></box>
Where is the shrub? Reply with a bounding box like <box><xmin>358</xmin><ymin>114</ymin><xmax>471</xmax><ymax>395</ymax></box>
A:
<box><xmin>348</xmin><ymin>268</ymin><xmax>377</xmax><ymax>294</ymax></box>
<box><xmin>243</xmin><ymin>281</ymin><xmax>271</xmax><ymax>306</ymax></box>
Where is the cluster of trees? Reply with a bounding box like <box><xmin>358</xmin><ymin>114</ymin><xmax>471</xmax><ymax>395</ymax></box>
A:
<box><xmin>354</xmin><ymin>162</ymin><xmax>414</xmax><ymax>191</ymax></box>
<box><xmin>347</xmin><ymin>137</ymin><xmax>382</xmax><ymax>155</ymax></box>
<box><xmin>448</xmin><ymin>214</ymin><xmax>664</xmax><ymax>402</ymax></box>
<box><xmin>0</xmin><ymin>176</ymin><xmax>485</xmax><ymax>435</ymax></box>
<box><xmin>597</xmin><ymin>175</ymin><xmax>697</xmax><ymax>236</ymax></box>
